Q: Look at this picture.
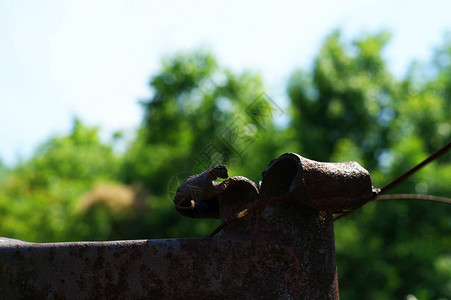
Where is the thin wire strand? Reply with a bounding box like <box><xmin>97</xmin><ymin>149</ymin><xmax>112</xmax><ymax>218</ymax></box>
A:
<box><xmin>333</xmin><ymin>141</ymin><xmax>451</xmax><ymax>221</ymax></box>
<box><xmin>209</xmin><ymin>141</ymin><xmax>451</xmax><ymax>234</ymax></box>
<box><xmin>376</xmin><ymin>193</ymin><xmax>451</xmax><ymax>204</ymax></box>
<box><xmin>380</xmin><ymin>141</ymin><xmax>451</xmax><ymax>194</ymax></box>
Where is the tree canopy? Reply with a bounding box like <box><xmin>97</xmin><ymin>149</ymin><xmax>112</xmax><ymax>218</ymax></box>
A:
<box><xmin>0</xmin><ymin>31</ymin><xmax>449</xmax><ymax>298</ymax></box>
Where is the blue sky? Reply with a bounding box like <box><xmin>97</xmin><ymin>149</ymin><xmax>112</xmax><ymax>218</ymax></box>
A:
<box><xmin>1</xmin><ymin>0</ymin><xmax>450</xmax><ymax>166</ymax></box>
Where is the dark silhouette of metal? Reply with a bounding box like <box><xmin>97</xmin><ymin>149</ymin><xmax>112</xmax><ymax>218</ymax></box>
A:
<box><xmin>334</xmin><ymin>141</ymin><xmax>451</xmax><ymax>221</ymax></box>
<box><xmin>6</xmin><ymin>149</ymin><xmax>442</xmax><ymax>299</ymax></box>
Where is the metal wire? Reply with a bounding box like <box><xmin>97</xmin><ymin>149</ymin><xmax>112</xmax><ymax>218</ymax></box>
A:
<box><xmin>209</xmin><ymin>141</ymin><xmax>451</xmax><ymax>235</ymax></box>
<box><xmin>376</xmin><ymin>193</ymin><xmax>451</xmax><ymax>204</ymax></box>
<box><xmin>333</xmin><ymin>141</ymin><xmax>451</xmax><ymax>221</ymax></box>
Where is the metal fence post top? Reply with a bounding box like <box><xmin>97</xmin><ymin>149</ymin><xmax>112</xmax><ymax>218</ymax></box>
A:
<box><xmin>173</xmin><ymin>152</ymin><xmax>378</xmax><ymax>224</ymax></box>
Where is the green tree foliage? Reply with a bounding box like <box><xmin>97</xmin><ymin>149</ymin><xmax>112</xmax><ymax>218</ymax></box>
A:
<box><xmin>0</xmin><ymin>160</ymin><xmax>6</xmax><ymax>182</ymax></box>
<box><xmin>0</xmin><ymin>32</ymin><xmax>449</xmax><ymax>298</ymax></box>
<box><xmin>118</xmin><ymin>50</ymin><xmax>286</xmax><ymax>238</ymax></box>
<box><xmin>287</xmin><ymin>31</ymin><xmax>450</xmax><ymax>298</ymax></box>
<box><xmin>287</xmin><ymin>30</ymin><xmax>396</xmax><ymax>168</ymax></box>
<box><xmin>0</xmin><ymin>119</ymin><xmax>122</xmax><ymax>241</ymax></box>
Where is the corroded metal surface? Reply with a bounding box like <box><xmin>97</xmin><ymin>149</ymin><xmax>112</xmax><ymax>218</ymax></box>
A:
<box><xmin>269</xmin><ymin>153</ymin><xmax>379</xmax><ymax>212</ymax></box>
<box><xmin>173</xmin><ymin>165</ymin><xmax>229</xmax><ymax>218</ymax></box>
<box><xmin>257</xmin><ymin>153</ymin><xmax>339</xmax><ymax>298</ymax></box>
<box><xmin>174</xmin><ymin>153</ymin><xmax>378</xmax><ymax>218</ymax></box>
<box><xmin>0</xmin><ymin>238</ymin><xmax>303</xmax><ymax>299</ymax></box>
<box><xmin>0</xmin><ymin>152</ymin><xmax>379</xmax><ymax>299</ymax></box>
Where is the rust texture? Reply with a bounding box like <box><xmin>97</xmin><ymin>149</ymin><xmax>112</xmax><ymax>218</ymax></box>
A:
<box><xmin>0</xmin><ymin>153</ymin><xmax>377</xmax><ymax>299</ymax></box>
<box><xmin>0</xmin><ymin>238</ymin><xmax>300</xmax><ymax>299</ymax></box>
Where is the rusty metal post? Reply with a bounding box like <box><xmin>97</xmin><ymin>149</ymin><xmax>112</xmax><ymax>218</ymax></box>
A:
<box><xmin>0</xmin><ymin>153</ymin><xmax>377</xmax><ymax>299</ymax></box>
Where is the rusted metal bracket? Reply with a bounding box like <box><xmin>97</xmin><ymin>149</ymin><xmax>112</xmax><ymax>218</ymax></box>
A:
<box><xmin>0</xmin><ymin>153</ymin><xmax>378</xmax><ymax>299</ymax></box>
<box><xmin>174</xmin><ymin>153</ymin><xmax>379</xmax><ymax>218</ymax></box>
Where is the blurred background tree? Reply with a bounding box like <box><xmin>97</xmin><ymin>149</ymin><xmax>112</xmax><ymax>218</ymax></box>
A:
<box><xmin>286</xmin><ymin>31</ymin><xmax>450</xmax><ymax>299</ymax></box>
<box><xmin>0</xmin><ymin>31</ymin><xmax>449</xmax><ymax>298</ymax></box>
